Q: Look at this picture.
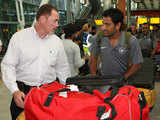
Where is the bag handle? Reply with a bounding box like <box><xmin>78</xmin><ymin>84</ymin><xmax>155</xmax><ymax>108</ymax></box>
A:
<box><xmin>138</xmin><ymin>91</ymin><xmax>147</xmax><ymax>120</ymax></box>
<box><xmin>66</xmin><ymin>75</ymin><xmax>123</xmax><ymax>86</ymax></box>
<box><xmin>44</xmin><ymin>88</ymin><xmax>70</xmax><ymax>107</ymax></box>
<box><xmin>94</xmin><ymin>90</ymin><xmax>117</xmax><ymax>120</ymax></box>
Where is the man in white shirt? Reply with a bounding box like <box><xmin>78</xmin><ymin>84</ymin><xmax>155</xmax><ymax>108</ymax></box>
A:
<box><xmin>1</xmin><ymin>4</ymin><xmax>71</xmax><ymax>120</ymax></box>
<box><xmin>62</xmin><ymin>23</ymin><xmax>88</xmax><ymax>77</ymax></box>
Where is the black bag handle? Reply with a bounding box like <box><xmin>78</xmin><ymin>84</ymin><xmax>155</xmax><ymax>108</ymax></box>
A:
<box><xmin>94</xmin><ymin>90</ymin><xmax>118</xmax><ymax>120</ymax></box>
<box><xmin>138</xmin><ymin>91</ymin><xmax>147</xmax><ymax>120</ymax></box>
<box><xmin>66</xmin><ymin>75</ymin><xmax>123</xmax><ymax>86</ymax></box>
<box><xmin>104</xmin><ymin>99</ymin><xmax>117</xmax><ymax>120</ymax></box>
<box><xmin>44</xmin><ymin>88</ymin><xmax>70</xmax><ymax>107</ymax></box>
<box><xmin>96</xmin><ymin>98</ymin><xmax>117</xmax><ymax>120</ymax></box>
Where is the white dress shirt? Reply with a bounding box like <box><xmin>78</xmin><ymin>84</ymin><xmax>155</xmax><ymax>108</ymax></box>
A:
<box><xmin>0</xmin><ymin>39</ymin><xmax>2</xmax><ymax>46</ymax></box>
<box><xmin>1</xmin><ymin>27</ymin><xmax>71</xmax><ymax>93</ymax></box>
<box><xmin>63</xmin><ymin>39</ymin><xmax>85</xmax><ymax>77</ymax></box>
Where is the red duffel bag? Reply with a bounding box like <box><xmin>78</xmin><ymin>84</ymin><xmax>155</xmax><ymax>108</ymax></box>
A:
<box><xmin>24</xmin><ymin>81</ymin><xmax>149</xmax><ymax>120</ymax></box>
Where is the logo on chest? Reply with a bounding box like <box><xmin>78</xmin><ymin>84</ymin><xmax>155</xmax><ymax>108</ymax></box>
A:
<box><xmin>117</xmin><ymin>46</ymin><xmax>128</xmax><ymax>55</ymax></box>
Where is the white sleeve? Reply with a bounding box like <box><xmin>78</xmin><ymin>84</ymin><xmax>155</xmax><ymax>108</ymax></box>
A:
<box><xmin>55</xmin><ymin>41</ymin><xmax>71</xmax><ymax>84</ymax></box>
<box><xmin>0</xmin><ymin>40</ymin><xmax>2</xmax><ymax>46</ymax></box>
<box><xmin>1</xmin><ymin>34</ymin><xmax>20</xmax><ymax>94</ymax></box>
<box><xmin>74</xmin><ymin>44</ymin><xmax>85</xmax><ymax>68</ymax></box>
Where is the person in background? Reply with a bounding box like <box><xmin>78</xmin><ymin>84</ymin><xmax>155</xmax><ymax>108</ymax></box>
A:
<box><xmin>131</xmin><ymin>24</ymin><xmax>137</xmax><ymax>34</ymax></box>
<box><xmin>60</xmin><ymin>29</ymin><xmax>65</xmax><ymax>40</ymax></box>
<box><xmin>0</xmin><ymin>38</ymin><xmax>3</xmax><ymax>53</ymax></box>
<box><xmin>72</xmin><ymin>23</ymin><xmax>90</xmax><ymax>76</ymax></box>
<box><xmin>135</xmin><ymin>23</ymin><xmax>157</xmax><ymax>88</ymax></box>
<box><xmin>90</xmin><ymin>8</ymin><xmax>143</xmax><ymax>92</ymax></box>
<box><xmin>153</xmin><ymin>25</ymin><xmax>160</xmax><ymax>54</ymax></box>
<box><xmin>153</xmin><ymin>25</ymin><xmax>160</xmax><ymax>80</ymax></box>
<box><xmin>152</xmin><ymin>25</ymin><xmax>160</xmax><ymax>44</ymax></box>
<box><xmin>82</xmin><ymin>23</ymin><xmax>92</xmax><ymax>56</ymax></box>
<box><xmin>1</xmin><ymin>4</ymin><xmax>71</xmax><ymax>120</ymax></box>
<box><xmin>63</xmin><ymin>23</ymin><xmax>88</xmax><ymax>77</ymax></box>
<box><xmin>88</xmin><ymin>25</ymin><xmax>97</xmax><ymax>51</ymax></box>
<box><xmin>73</xmin><ymin>23</ymin><xmax>84</xmax><ymax>56</ymax></box>
<box><xmin>74</xmin><ymin>23</ymin><xmax>92</xmax><ymax>76</ymax></box>
<box><xmin>130</xmin><ymin>23</ymin><xmax>138</xmax><ymax>37</ymax></box>
<box><xmin>90</xmin><ymin>25</ymin><xmax>97</xmax><ymax>35</ymax></box>
<box><xmin>138</xmin><ymin>23</ymin><xmax>157</xmax><ymax>57</ymax></box>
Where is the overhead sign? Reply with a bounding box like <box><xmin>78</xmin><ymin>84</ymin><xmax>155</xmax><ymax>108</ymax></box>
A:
<box><xmin>150</xmin><ymin>18</ymin><xmax>160</xmax><ymax>24</ymax></box>
<box><xmin>137</xmin><ymin>18</ymin><xmax>147</xmax><ymax>24</ymax></box>
<box><xmin>95</xmin><ymin>20</ymin><xmax>103</xmax><ymax>25</ymax></box>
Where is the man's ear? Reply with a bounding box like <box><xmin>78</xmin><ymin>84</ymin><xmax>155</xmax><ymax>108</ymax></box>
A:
<box><xmin>39</xmin><ymin>15</ymin><xmax>47</xmax><ymax>24</ymax></box>
<box><xmin>116</xmin><ymin>22</ymin><xmax>121</xmax><ymax>31</ymax></box>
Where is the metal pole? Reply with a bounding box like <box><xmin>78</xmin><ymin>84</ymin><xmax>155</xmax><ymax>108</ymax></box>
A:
<box><xmin>19</xmin><ymin>0</ymin><xmax>25</xmax><ymax>29</ymax></box>
<box><xmin>66</xmin><ymin>0</ymin><xmax>72</xmax><ymax>23</ymax></box>
<box><xmin>15</xmin><ymin>0</ymin><xmax>25</xmax><ymax>29</ymax></box>
<box><xmin>75</xmin><ymin>0</ymin><xmax>81</xmax><ymax>18</ymax></box>
<box><xmin>15</xmin><ymin>0</ymin><xmax>20</xmax><ymax>22</ymax></box>
<box><xmin>103</xmin><ymin>0</ymin><xmax>112</xmax><ymax>10</ymax></box>
<box><xmin>126</xmin><ymin>0</ymin><xmax>131</xmax><ymax>27</ymax></box>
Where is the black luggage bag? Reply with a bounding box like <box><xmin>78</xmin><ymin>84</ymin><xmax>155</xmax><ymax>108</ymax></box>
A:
<box><xmin>66</xmin><ymin>75</ymin><xmax>122</xmax><ymax>94</ymax></box>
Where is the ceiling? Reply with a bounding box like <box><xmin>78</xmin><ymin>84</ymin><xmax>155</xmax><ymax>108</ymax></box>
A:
<box><xmin>132</xmin><ymin>0</ymin><xmax>160</xmax><ymax>10</ymax></box>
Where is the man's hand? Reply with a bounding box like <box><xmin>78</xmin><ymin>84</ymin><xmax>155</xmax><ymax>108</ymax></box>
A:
<box><xmin>13</xmin><ymin>90</ymin><xmax>25</xmax><ymax>108</ymax></box>
<box><xmin>82</xmin><ymin>56</ymin><xmax>89</xmax><ymax>61</ymax></box>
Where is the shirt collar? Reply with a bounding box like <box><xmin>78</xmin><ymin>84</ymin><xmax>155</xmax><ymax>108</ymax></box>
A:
<box><xmin>32</xmin><ymin>26</ymin><xmax>50</xmax><ymax>40</ymax></box>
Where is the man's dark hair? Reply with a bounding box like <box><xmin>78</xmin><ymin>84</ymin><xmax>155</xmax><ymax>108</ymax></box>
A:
<box><xmin>36</xmin><ymin>4</ymin><xmax>58</xmax><ymax>21</ymax></box>
<box><xmin>63</xmin><ymin>23</ymin><xmax>78</xmax><ymax>39</ymax></box>
<box><xmin>102</xmin><ymin>8</ymin><xmax>124</xmax><ymax>31</ymax></box>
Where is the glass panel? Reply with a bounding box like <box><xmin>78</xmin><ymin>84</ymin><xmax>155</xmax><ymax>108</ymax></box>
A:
<box><xmin>23</xmin><ymin>2</ymin><xmax>39</xmax><ymax>26</ymax></box>
<box><xmin>0</xmin><ymin>0</ymin><xmax>17</xmax><ymax>22</ymax></box>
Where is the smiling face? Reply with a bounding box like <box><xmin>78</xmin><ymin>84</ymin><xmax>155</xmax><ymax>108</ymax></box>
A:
<box><xmin>102</xmin><ymin>16</ymin><xmax>121</xmax><ymax>37</ymax></box>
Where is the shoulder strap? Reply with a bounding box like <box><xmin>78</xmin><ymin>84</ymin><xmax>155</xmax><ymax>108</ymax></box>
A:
<box><xmin>97</xmin><ymin>31</ymin><xmax>104</xmax><ymax>49</ymax></box>
<box><xmin>125</xmin><ymin>32</ymin><xmax>132</xmax><ymax>68</ymax></box>
<box><xmin>98</xmin><ymin>32</ymin><xmax>131</xmax><ymax>50</ymax></box>
<box><xmin>125</xmin><ymin>32</ymin><xmax>131</xmax><ymax>50</ymax></box>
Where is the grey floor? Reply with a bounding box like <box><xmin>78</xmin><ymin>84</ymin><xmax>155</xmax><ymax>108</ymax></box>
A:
<box><xmin>0</xmin><ymin>78</ymin><xmax>160</xmax><ymax>120</ymax></box>
<box><xmin>149</xmin><ymin>81</ymin><xmax>160</xmax><ymax>120</ymax></box>
<box><xmin>0</xmin><ymin>79</ymin><xmax>12</xmax><ymax>120</ymax></box>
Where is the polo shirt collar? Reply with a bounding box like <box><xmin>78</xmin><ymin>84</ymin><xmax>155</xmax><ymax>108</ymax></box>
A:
<box><xmin>105</xmin><ymin>31</ymin><xmax>125</xmax><ymax>48</ymax></box>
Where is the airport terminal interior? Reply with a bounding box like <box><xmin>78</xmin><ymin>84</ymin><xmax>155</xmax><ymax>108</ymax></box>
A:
<box><xmin>0</xmin><ymin>0</ymin><xmax>160</xmax><ymax>119</ymax></box>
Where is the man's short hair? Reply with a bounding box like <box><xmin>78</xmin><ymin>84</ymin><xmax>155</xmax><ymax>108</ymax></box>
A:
<box><xmin>102</xmin><ymin>8</ymin><xmax>124</xmax><ymax>31</ymax></box>
<box><xmin>36</xmin><ymin>4</ymin><xmax>58</xmax><ymax>21</ymax></box>
<box><xmin>63</xmin><ymin>23</ymin><xmax>78</xmax><ymax>39</ymax></box>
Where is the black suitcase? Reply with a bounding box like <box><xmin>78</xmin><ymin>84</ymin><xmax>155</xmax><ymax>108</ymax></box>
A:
<box><xmin>66</xmin><ymin>75</ymin><xmax>122</xmax><ymax>94</ymax></box>
<box><xmin>128</xmin><ymin>58</ymin><xmax>155</xmax><ymax>90</ymax></box>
